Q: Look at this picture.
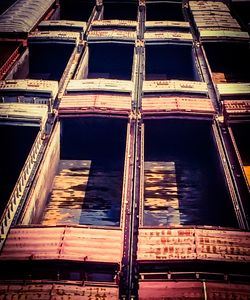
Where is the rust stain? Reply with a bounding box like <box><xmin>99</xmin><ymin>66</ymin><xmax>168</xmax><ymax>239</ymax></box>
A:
<box><xmin>138</xmin><ymin>228</ymin><xmax>250</xmax><ymax>262</ymax></box>
<box><xmin>144</xmin><ymin>161</ymin><xmax>180</xmax><ymax>226</ymax></box>
<box><xmin>42</xmin><ymin>160</ymin><xmax>91</xmax><ymax>225</ymax></box>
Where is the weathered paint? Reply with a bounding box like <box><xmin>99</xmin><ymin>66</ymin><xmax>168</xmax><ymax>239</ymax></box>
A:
<box><xmin>38</xmin><ymin>20</ymin><xmax>86</xmax><ymax>32</ymax></box>
<box><xmin>137</xmin><ymin>228</ymin><xmax>250</xmax><ymax>262</ymax></box>
<box><xmin>145</xmin><ymin>21</ymin><xmax>189</xmax><ymax>29</ymax></box>
<box><xmin>42</xmin><ymin>160</ymin><xmax>91</xmax><ymax>225</ymax></box>
<box><xmin>139</xmin><ymin>281</ymin><xmax>203</xmax><ymax>299</ymax></box>
<box><xmin>200</xmin><ymin>30</ymin><xmax>249</xmax><ymax>40</ymax></box>
<box><xmin>144</xmin><ymin>32</ymin><xmax>193</xmax><ymax>43</ymax></box>
<box><xmin>139</xmin><ymin>281</ymin><xmax>250</xmax><ymax>299</ymax></box>
<box><xmin>217</xmin><ymin>83</ymin><xmax>250</xmax><ymax>96</ymax></box>
<box><xmin>28</xmin><ymin>31</ymin><xmax>80</xmax><ymax>45</ymax></box>
<box><xmin>189</xmin><ymin>1</ymin><xmax>230</xmax><ymax>12</ymax></box>
<box><xmin>92</xmin><ymin>19</ymin><xmax>137</xmax><ymax>28</ymax></box>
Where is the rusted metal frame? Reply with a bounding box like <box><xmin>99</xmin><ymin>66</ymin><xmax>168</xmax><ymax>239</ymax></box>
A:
<box><xmin>0</xmin><ymin>129</ymin><xmax>45</xmax><ymax>251</ymax></box>
<box><xmin>120</xmin><ymin>119</ymin><xmax>136</xmax><ymax>298</ymax></box>
<box><xmin>184</xmin><ymin>2</ymin><xmax>221</xmax><ymax>114</ymax></box>
<box><xmin>139</xmin><ymin>123</ymin><xmax>144</xmax><ymax>228</ymax></box>
<box><xmin>84</xmin><ymin>5</ymin><xmax>100</xmax><ymax>39</ymax></box>
<box><xmin>0</xmin><ymin>45</ymin><xmax>21</xmax><ymax>80</ymax></box>
<box><xmin>0</xmin><ymin>280</ymin><xmax>118</xmax><ymax>297</ymax></box>
<box><xmin>199</xmin><ymin>43</ymin><xmax>222</xmax><ymax>104</ymax></box>
<box><xmin>227</xmin><ymin>125</ymin><xmax>250</xmax><ymax>193</ymax></box>
<box><xmin>120</xmin><ymin>121</ymin><xmax>133</xmax><ymax>232</ymax></box>
<box><xmin>138</xmin><ymin>0</ymin><xmax>145</xmax><ymax>41</ymax></box>
<box><xmin>127</xmin><ymin>18</ymin><xmax>145</xmax><ymax>299</ymax></box>
<box><xmin>124</xmin><ymin>118</ymin><xmax>141</xmax><ymax>300</ymax></box>
<box><xmin>73</xmin><ymin>43</ymin><xmax>89</xmax><ymax>80</ymax></box>
<box><xmin>195</xmin><ymin>40</ymin><xmax>220</xmax><ymax>113</ymax></box>
<box><xmin>57</xmin><ymin>42</ymin><xmax>85</xmax><ymax>100</ymax></box>
<box><xmin>134</xmin><ymin>44</ymin><xmax>144</xmax><ymax>112</ymax></box>
<box><xmin>12</xmin><ymin>112</ymin><xmax>57</xmax><ymax>225</ymax></box>
<box><xmin>121</xmin><ymin>15</ymin><xmax>145</xmax><ymax>298</ymax></box>
<box><xmin>139</xmin><ymin>271</ymin><xmax>250</xmax><ymax>282</ymax></box>
<box><xmin>190</xmin><ymin>43</ymin><xmax>205</xmax><ymax>82</ymax></box>
<box><xmin>212</xmin><ymin>119</ymin><xmax>249</xmax><ymax>230</ymax></box>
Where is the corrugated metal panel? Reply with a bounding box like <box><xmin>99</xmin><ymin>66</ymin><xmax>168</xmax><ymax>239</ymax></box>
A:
<box><xmin>138</xmin><ymin>228</ymin><xmax>196</xmax><ymax>261</ymax></box>
<box><xmin>0</xmin><ymin>103</ymin><xmax>48</xmax><ymax>128</ymax></box>
<box><xmin>142</xmin><ymin>96</ymin><xmax>214</xmax><ymax>115</ymax></box>
<box><xmin>28</xmin><ymin>31</ymin><xmax>80</xmax><ymax>44</ymax></box>
<box><xmin>145</xmin><ymin>21</ymin><xmax>189</xmax><ymax>29</ymax></box>
<box><xmin>195</xmin><ymin>228</ymin><xmax>250</xmax><ymax>261</ymax></box>
<box><xmin>0</xmin><ymin>283</ymin><xmax>119</xmax><ymax>300</ymax></box>
<box><xmin>59</xmin><ymin>94</ymin><xmax>131</xmax><ymax>115</ymax></box>
<box><xmin>189</xmin><ymin>1</ymin><xmax>249</xmax><ymax>40</ymax></box>
<box><xmin>0</xmin><ymin>226</ymin><xmax>123</xmax><ymax>264</ymax></box>
<box><xmin>224</xmin><ymin>100</ymin><xmax>250</xmax><ymax>115</ymax></box>
<box><xmin>139</xmin><ymin>281</ymin><xmax>250</xmax><ymax>299</ymax></box>
<box><xmin>88</xmin><ymin>30</ymin><xmax>136</xmax><ymax>41</ymax></box>
<box><xmin>60</xmin><ymin>227</ymin><xmax>123</xmax><ymax>263</ymax></box>
<box><xmin>137</xmin><ymin>228</ymin><xmax>250</xmax><ymax>262</ymax></box>
<box><xmin>189</xmin><ymin>1</ymin><xmax>230</xmax><ymax>12</ymax></box>
<box><xmin>143</xmin><ymin>80</ymin><xmax>208</xmax><ymax>95</ymax></box>
<box><xmin>0</xmin><ymin>0</ymin><xmax>55</xmax><ymax>34</ymax></box>
<box><xmin>67</xmin><ymin>79</ymin><xmax>132</xmax><ymax>93</ymax></box>
<box><xmin>144</xmin><ymin>32</ymin><xmax>192</xmax><ymax>43</ymax></box>
<box><xmin>0</xmin><ymin>80</ymin><xmax>58</xmax><ymax>100</ymax></box>
<box><xmin>217</xmin><ymin>83</ymin><xmax>250</xmax><ymax>96</ymax></box>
